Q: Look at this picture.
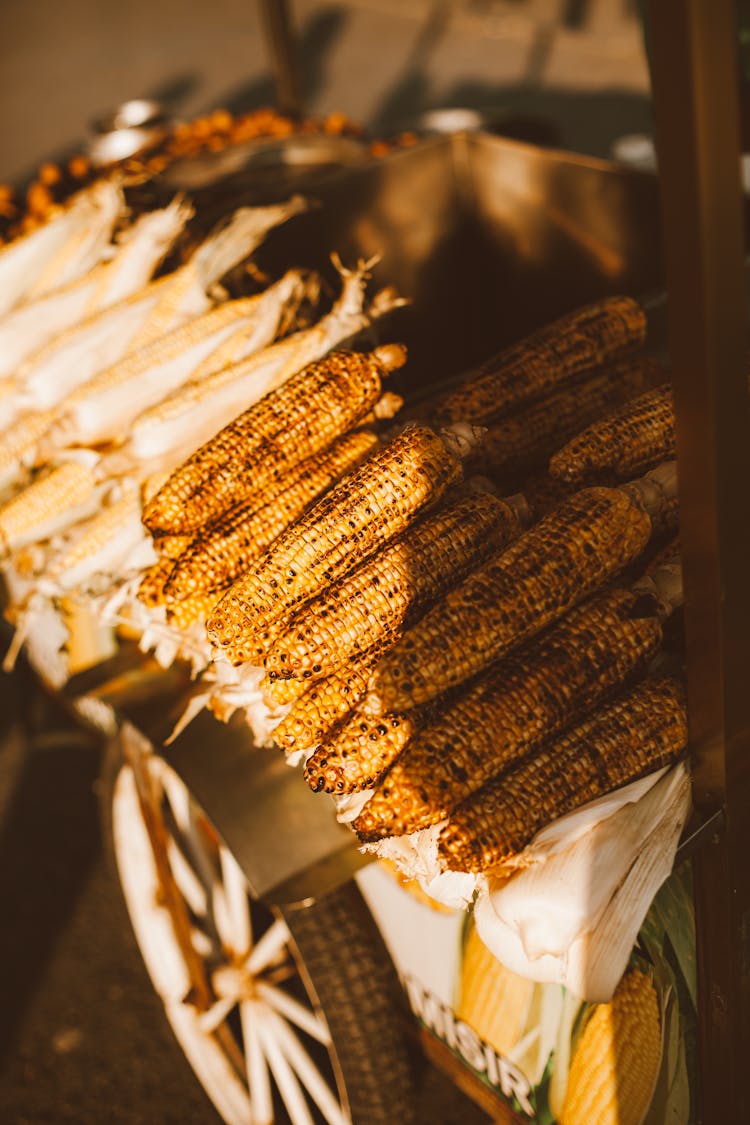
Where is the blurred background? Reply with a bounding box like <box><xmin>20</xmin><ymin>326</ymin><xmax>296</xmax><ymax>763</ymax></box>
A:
<box><xmin>1</xmin><ymin>0</ymin><xmax>652</xmax><ymax>187</ymax></box>
<box><xmin>0</xmin><ymin>2</ymin><xmax>653</xmax><ymax>1122</ymax></box>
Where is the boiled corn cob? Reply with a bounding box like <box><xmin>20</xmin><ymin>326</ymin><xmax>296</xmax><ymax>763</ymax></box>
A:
<box><xmin>0</xmin><ymin>408</ymin><xmax>57</xmax><ymax>491</ymax></box>
<box><xmin>457</xmin><ymin>925</ymin><xmax>538</xmax><ymax>1059</ymax></box>
<box><xmin>368</xmin><ymin>483</ymin><xmax>655</xmax><ymax>712</ymax></box>
<box><xmin>550</xmin><ymin>383</ymin><xmax>676</xmax><ymax>483</ymax></box>
<box><xmin>127</xmin><ymin>260</ymin><xmax>393</xmax><ymax>465</ymax></box>
<box><xmin>44</xmin><ymin>489</ymin><xmax>143</xmax><ymax>590</ymax></box>
<box><xmin>0</xmin><ymin>460</ymin><xmax>98</xmax><ymax>553</ymax></box>
<box><xmin>438</xmin><ymin>675</ymin><xmax>688</xmax><ymax>873</ymax></box>
<box><xmin>270</xmin><ymin>650</ymin><xmax>384</xmax><ymax>753</ymax></box>
<box><xmin>560</xmin><ymin>968</ymin><xmax>662</xmax><ymax>1125</ymax></box>
<box><xmin>432</xmin><ymin>296</ymin><xmax>647</xmax><ymax>425</ymax></box>
<box><xmin>469</xmin><ymin>356</ymin><xmax>664</xmax><ymax>479</ymax></box>
<box><xmin>0</xmin><ymin>197</ymin><xmax>190</xmax><ymax>377</ymax></box>
<box><xmin>353</xmin><ymin>586</ymin><xmax>667</xmax><ymax>838</ymax></box>
<box><xmin>164</xmin><ymin>430</ymin><xmax>379</xmax><ymax>601</ymax></box>
<box><xmin>207</xmin><ymin>423</ymin><xmax>463</xmax><ymax>662</ymax></box>
<box><xmin>142</xmin><ymin>344</ymin><xmax>406</xmax><ymax>536</ymax></box>
<box><xmin>264</xmin><ymin>491</ymin><xmax>522</xmax><ymax>685</ymax></box>
<box><xmin>0</xmin><ymin>179</ymin><xmax>122</xmax><ymax>316</ymax></box>
<box><xmin>47</xmin><ymin>294</ymin><xmax>268</xmax><ymax>447</ymax></box>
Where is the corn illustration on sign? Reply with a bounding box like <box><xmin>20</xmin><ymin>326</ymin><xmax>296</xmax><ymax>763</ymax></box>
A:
<box><xmin>357</xmin><ymin>860</ymin><xmax>696</xmax><ymax>1124</ymax></box>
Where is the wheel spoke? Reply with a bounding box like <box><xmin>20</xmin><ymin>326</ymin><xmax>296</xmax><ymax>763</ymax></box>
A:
<box><xmin>255</xmin><ymin>1007</ymin><xmax>316</xmax><ymax>1125</ymax></box>
<box><xmin>215</xmin><ymin>845</ymin><xmax>252</xmax><ymax>956</ymax></box>
<box><xmin>256</xmin><ymin>981</ymin><xmax>331</xmax><ymax>1046</ymax></box>
<box><xmin>197</xmin><ymin>995</ymin><xmax>237</xmax><ymax>1035</ymax></box>
<box><xmin>161</xmin><ymin>765</ymin><xmax>219</xmax><ymax>898</ymax></box>
<box><xmin>240</xmin><ymin>999</ymin><xmax>273</xmax><ymax>1125</ymax></box>
<box><xmin>265</xmin><ymin>1007</ymin><xmax>349</xmax><ymax>1125</ymax></box>
<box><xmin>166</xmin><ymin>838</ymin><xmax>209</xmax><ymax>919</ymax></box>
<box><xmin>246</xmin><ymin>918</ymin><xmax>291</xmax><ymax>976</ymax></box>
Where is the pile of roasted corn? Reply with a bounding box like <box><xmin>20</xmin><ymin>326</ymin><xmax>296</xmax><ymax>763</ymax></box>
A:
<box><xmin>0</xmin><ymin>183</ymin><xmax>688</xmax><ymax>894</ymax></box>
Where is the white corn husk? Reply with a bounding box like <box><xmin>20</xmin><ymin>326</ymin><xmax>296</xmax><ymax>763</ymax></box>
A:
<box><xmin>0</xmin><ymin>408</ymin><xmax>59</xmax><ymax>495</ymax></box>
<box><xmin>123</xmin><ymin>258</ymin><xmax>406</xmax><ymax>465</ymax></box>
<box><xmin>471</xmin><ymin>762</ymin><xmax>692</xmax><ymax>1002</ymax></box>
<box><xmin>0</xmin><ymin>198</ymin><xmax>191</xmax><ymax>376</ymax></box>
<box><xmin>17</xmin><ymin>199</ymin><xmax>307</xmax><ymax>412</ymax></box>
<box><xmin>51</xmin><ymin>268</ymin><xmax>319</xmax><ymax>454</ymax></box>
<box><xmin>0</xmin><ymin>179</ymin><xmax>123</xmax><ymax>317</ymax></box>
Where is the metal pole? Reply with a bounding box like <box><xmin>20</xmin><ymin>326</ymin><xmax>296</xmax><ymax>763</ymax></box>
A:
<box><xmin>649</xmin><ymin>2</ymin><xmax>750</xmax><ymax>1120</ymax></box>
<box><xmin>258</xmin><ymin>0</ymin><xmax>303</xmax><ymax>118</ymax></box>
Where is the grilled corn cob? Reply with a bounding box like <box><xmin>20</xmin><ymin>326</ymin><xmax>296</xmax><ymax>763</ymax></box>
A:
<box><xmin>271</xmin><ymin>650</ymin><xmax>383</xmax><ymax>753</ymax></box>
<box><xmin>0</xmin><ymin>460</ymin><xmax>98</xmax><ymax>553</ymax></box>
<box><xmin>142</xmin><ymin>344</ymin><xmax>406</xmax><ymax>536</ymax></box>
<box><xmin>438</xmin><ymin>675</ymin><xmax>687</xmax><ymax>873</ymax></box>
<box><xmin>153</xmin><ymin>534</ymin><xmax>194</xmax><ymax>560</ymax></box>
<box><xmin>469</xmin><ymin>356</ymin><xmax>664</xmax><ymax>479</ymax></box>
<box><xmin>164</xmin><ymin>430</ymin><xmax>379</xmax><ymax>601</ymax></box>
<box><xmin>560</xmin><ymin>969</ymin><xmax>662</xmax><ymax>1125</ymax></box>
<box><xmin>264</xmin><ymin>491</ymin><xmax>522</xmax><ymax>685</ymax></box>
<box><xmin>304</xmin><ymin>706</ymin><xmax>421</xmax><ymax>793</ymax></box>
<box><xmin>165</xmin><ymin>588</ymin><xmax>225</xmax><ymax>631</ymax></box>
<box><xmin>207</xmin><ymin>424</ymin><xmax>462</xmax><ymax>661</ymax></box>
<box><xmin>353</xmin><ymin>586</ymin><xmax>666</xmax><ymax>838</ymax></box>
<box><xmin>432</xmin><ymin>296</ymin><xmax>647</xmax><ymax>425</ymax></box>
<box><xmin>550</xmin><ymin>383</ymin><xmax>676</xmax><ymax>483</ymax></box>
<box><xmin>137</xmin><ymin>556</ymin><xmax>176</xmax><ymax>608</ymax></box>
<box><xmin>368</xmin><ymin>484</ymin><xmax>654</xmax><ymax>712</ymax></box>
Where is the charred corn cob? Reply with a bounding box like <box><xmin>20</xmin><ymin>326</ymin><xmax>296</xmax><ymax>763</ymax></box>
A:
<box><xmin>353</xmin><ymin>586</ymin><xmax>666</xmax><ymax>839</ymax></box>
<box><xmin>0</xmin><ymin>460</ymin><xmax>98</xmax><ymax>553</ymax></box>
<box><xmin>271</xmin><ymin>650</ymin><xmax>383</xmax><ymax>753</ymax></box>
<box><xmin>264</xmin><ymin>491</ymin><xmax>522</xmax><ymax>685</ymax></box>
<box><xmin>137</xmin><ymin>556</ymin><xmax>176</xmax><ymax>608</ymax></box>
<box><xmin>368</xmin><ymin>484</ymin><xmax>654</xmax><ymax>712</ymax></box>
<box><xmin>469</xmin><ymin>356</ymin><xmax>664</xmax><ymax>479</ymax></box>
<box><xmin>207</xmin><ymin>424</ymin><xmax>462</xmax><ymax>661</ymax></box>
<box><xmin>164</xmin><ymin>430</ymin><xmax>378</xmax><ymax>601</ymax></box>
<box><xmin>142</xmin><ymin>345</ymin><xmax>406</xmax><ymax>536</ymax></box>
<box><xmin>560</xmin><ymin>969</ymin><xmax>662</xmax><ymax>1125</ymax></box>
<box><xmin>550</xmin><ymin>383</ymin><xmax>676</xmax><ymax>483</ymax></box>
<box><xmin>165</xmin><ymin>588</ymin><xmax>225</xmax><ymax>631</ymax></box>
<box><xmin>304</xmin><ymin>706</ymin><xmax>420</xmax><ymax>793</ymax></box>
<box><xmin>438</xmin><ymin>676</ymin><xmax>687</xmax><ymax>873</ymax></box>
<box><xmin>432</xmin><ymin>296</ymin><xmax>647</xmax><ymax>425</ymax></box>
<box><xmin>153</xmin><ymin>534</ymin><xmax>194</xmax><ymax>560</ymax></box>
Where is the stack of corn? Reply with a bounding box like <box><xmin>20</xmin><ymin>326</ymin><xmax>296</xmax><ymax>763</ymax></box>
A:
<box><xmin>212</xmin><ymin>294</ymin><xmax>687</xmax><ymax>885</ymax></box>
<box><xmin>0</xmin><ymin>184</ymin><xmax>407</xmax><ymax>682</ymax></box>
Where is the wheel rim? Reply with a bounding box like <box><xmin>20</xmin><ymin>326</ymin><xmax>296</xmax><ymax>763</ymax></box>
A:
<box><xmin>112</xmin><ymin>752</ymin><xmax>352</xmax><ymax>1125</ymax></box>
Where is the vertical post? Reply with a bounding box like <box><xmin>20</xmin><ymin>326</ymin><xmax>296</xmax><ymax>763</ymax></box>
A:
<box><xmin>258</xmin><ymin>0</ymin><xmax>303</xmax><ymax>118</ymax></box>
<box><xmin>649</xmin><ymin>2</ymin><xmax>750</xmax><ymax>1120</ymax></box>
